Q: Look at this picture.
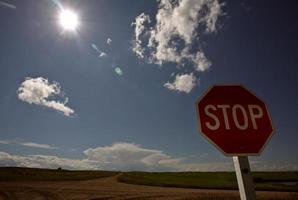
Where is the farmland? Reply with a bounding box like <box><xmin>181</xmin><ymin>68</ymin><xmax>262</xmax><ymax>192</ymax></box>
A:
<box><xmin>0</xmin><ymin>167</ymin><xmax>297</xmax><ymax>200</ymax></box>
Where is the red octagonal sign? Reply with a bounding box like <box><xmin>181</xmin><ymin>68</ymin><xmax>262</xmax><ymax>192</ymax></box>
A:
<box><xmin>196</xmin><ymin>85</ymin><xmax>274</xmax><ymax>156</ymax></box>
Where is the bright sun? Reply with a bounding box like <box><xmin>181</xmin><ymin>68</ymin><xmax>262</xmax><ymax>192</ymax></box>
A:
<box><xmin>59</xmin><ymin>9</ymin><xmax>79</xmax><ymax>31</ymax></box>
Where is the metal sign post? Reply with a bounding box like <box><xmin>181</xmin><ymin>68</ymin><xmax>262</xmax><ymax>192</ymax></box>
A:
<box><xmin>233</xmin><ymin>156</ymin><xmax>256</xmax><ymax>200</ymax></box>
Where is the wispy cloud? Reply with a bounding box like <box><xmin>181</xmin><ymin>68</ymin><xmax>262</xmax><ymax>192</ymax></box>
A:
<box><xmin>0</xmin><ymin>140</ymin><xmax>57</xmax><ymax>149</ymax></box>
<box><xmin>132</xmin><ymin>0</ymin><xmax>224</xmax><ymax>93</ymax></box>
<box><xmin>17</xmin><ymin>77</ymin><xmax>74</xmax><ymax>117</ymax></box>
<box><xmin>20</xmin><ymin>142</ymin><xmax>57</xmax><ymax>149</ymax></box>
<box><xmin>0</xmin><ymin>140</ymin><xmax>11</xmax><ymax>144</ymax></box>
<box><xmin>0</xmin><ymin>1</ymin><xmax>16</xmax><ymax>9</ymax></box>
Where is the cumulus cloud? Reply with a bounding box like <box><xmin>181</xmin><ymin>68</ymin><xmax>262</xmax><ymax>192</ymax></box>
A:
<box><xmin>0</xmin><ymin>142</ymin><xmax>183</xmax><ymax>171</ymax></box>
<box><xmin>132</xmin><ymin>0</ymin><xmax>223</xmax><ymax>93</ymax></box>
<box><xmin>17</xmin><ymin>77</ymin><xmax>74</xmax><ymax>116</ymax></box>
<box><xmin>164</xmin><ymin>73</ymin><xmax>197</xmax><ymax>93</ymax></box>
<box><xmin>84</xmin><ymin>143</ymin><xmax>180</xmax><ymax>171</ymax></box>
<box><xmin>132</xmin><ymin>0</ymin><xmax>223</xmax><ymax>68</ymax></box>
<box><xmin>0</xmin><ymin>142</ymin><xmax>297</xmax><ymax>171</ymax></box>
<box><xmin>107</xmin><ymin>38</ymin><xmax>112</xmax><ymax>45</ymax></box>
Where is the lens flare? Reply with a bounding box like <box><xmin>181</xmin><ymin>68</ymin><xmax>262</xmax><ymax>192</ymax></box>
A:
<box><xmin>114</xmin><ymin>67</ymin><xmax>123</xmax><ymax>76</ymax></box>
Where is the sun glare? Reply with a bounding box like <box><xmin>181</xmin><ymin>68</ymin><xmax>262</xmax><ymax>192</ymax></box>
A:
<box><xmin>59</xmin><ymin>9</ymin><xmax>79</xmax><ymax>31</ymax></box>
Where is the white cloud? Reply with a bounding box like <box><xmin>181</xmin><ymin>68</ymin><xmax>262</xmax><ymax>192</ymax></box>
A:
<box><xmin>0</xmin><ymin>140</ymin><xmax>57</xmax><ymax>150</ymax></box>
<box><xmin>0</xmin><ymin>140</ymin><xmax>11</xmax><ymax>144</ymax></box>
<box><xmin>131</xmin><ymin>13</ymin><xmax>151</xmax><ymax>59</ymax></box>
<box><xmin>17</xmin><ymin>77</ymin><xmax>74</xmax><ymax>117</ymax></box>
<box><xmin>0</xmin><ymin>142</ymin><xmax>182</xmax><ymax>171</ymax></box>
<box><xmin>132</xmin><ymin>0</ymin><xmax>223</xmax><ymax>93</ymax></box>
<box><xmin>191</xmin><ymin>51</ymin><xmax>212</xmax><ymax>71</ymax></box>
<box><xmin>204</xmin><ymin>0</ymin><xmax>223</xmax><ymax>33</ymax></box>
<box><xmin>164</xmin><ymin>73</ymin><xmax>197</xmax><ymax>93</ymax></box>
<box><xmin>107</xmin><ymin>38</ymin><xmax>112</xmax><ymax>45</ymax></box>
<box><xmin>0</xmin><ymin>1</ymin><xmax>16</xmax><ymax>9</ymax></box>
<box><xmin>0</xmin><ymin>151</ymin><xmax>99</xmax><ymax>170</ymax></box>
<box><xmin>132</xmin><ymin>0</ymin><xmax>222</xmax><ymax>70</ymax></box>
<box><xmin>20</xmin><ymin>142</ymin><xmax>57</xmax><ymax>149</ymax></box>
<box><xmin>0</xmin><ymin>142</ymin><xmax>297</xmax><ymax>171</ymax></box>
<box><xmin>84</xmin><ymin>143</ymin><xmax>179</xmax><ymax>171</ymax></box>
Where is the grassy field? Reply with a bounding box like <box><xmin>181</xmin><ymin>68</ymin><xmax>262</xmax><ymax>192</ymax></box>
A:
<box><xmin>0</xmin><ymin>167</ymin><xmax>119</xmax><ymax>181</ymax></box>
<box><xmin>118</xmin><ymin>171</ymin><xmax>298</xmax><ymax>192</ymax></box>
<box><xmin>1</xmin><ymin>167</ymin><xmax>298</xmax><ymax>192</ymax></box>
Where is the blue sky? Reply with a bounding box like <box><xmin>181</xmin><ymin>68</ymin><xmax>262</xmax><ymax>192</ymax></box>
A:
<box><xmin>0</xmin><ymin>0</ymin><xmax>297</xmax><ymax>171</ymax></box>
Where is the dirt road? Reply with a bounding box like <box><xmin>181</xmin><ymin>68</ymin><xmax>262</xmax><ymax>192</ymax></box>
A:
<box><xmin>0</xmin><ymin>174</ymin><xmax>297</xmax><ymax>200</ymax></box>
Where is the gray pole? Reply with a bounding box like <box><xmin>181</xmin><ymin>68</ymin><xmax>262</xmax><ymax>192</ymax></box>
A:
<box><xmin>233</xmin><ymin>156</ymin><xmax>256</xmax><ymax>200</ymax></box>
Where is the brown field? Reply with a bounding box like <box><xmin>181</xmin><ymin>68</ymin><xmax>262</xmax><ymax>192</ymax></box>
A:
<box><xmin>0</xmin><ymin>173</ymin><xmax>297</xmax><ymax>200</ymax></box>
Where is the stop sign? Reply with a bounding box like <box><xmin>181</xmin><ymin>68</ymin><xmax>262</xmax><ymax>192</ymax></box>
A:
<box><xmin>196</xmin><ymin>85</ymin><xmax>274</xmax><ymax>156</ymax></box>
